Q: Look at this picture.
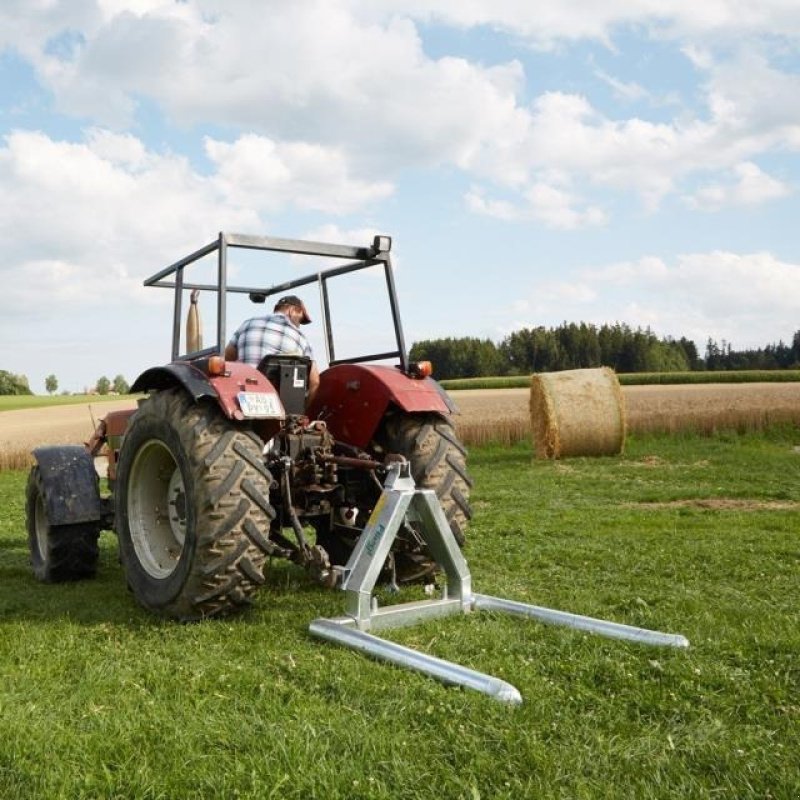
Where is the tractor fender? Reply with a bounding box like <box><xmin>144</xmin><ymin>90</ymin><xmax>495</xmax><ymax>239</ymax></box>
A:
<box><xmin>308</xmin><ymin>363</ymin><xmax>456</xmax><ymax>449</ymax></box>
<box><xmin>31</xmin><ymin>446</ymin><xmax>103</xmax><ymax>526</ymax></box>
<box><xmin>130</xmin><ymin>362</ymin><xmax>283</xmax><ymax>421</ymax></box>
<box><xmin>131</xmin><ymin>363</ymin><xmax>219</xmax><ymax>403</ymax></box>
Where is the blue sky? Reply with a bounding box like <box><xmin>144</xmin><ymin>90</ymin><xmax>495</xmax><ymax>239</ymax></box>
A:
<box><xmin>1</xmin><ymin>1</ymin><xmax>799</xmax><ymax>393</ymax></box>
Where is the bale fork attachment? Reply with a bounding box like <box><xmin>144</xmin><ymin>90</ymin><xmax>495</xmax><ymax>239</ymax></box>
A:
<box><xmin>309</xmin><ymin>462</ymin><xmax>689</xmax><ymax>705</ymax></box>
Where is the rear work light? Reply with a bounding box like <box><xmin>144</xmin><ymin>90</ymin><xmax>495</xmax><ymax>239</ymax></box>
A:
<box><xmin>409</xmin><ymin>361</ymin><xmax>432</xmax><ymax>379</ymax></box>
<box><xmin>207</xmin><ymin>355</ymin><xmax>226</xmax><ymax>376</ymax></box>
<box><xmin>372</xmin><ymin>235</ymin><xmax>392</xmax><ymax>253</ymax></box>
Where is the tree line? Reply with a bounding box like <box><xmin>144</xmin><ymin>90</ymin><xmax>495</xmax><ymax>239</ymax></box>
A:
<box><xmin>0</xmin><ymin>371</ymin><xmax>130</xmax><ymax>397</ymax></box>
<box><xmin>0</xmin><ymin>370</ymin><xmax>32</xmax><ymax>396</ymax></box>
<box><xmin>704</xmin><ymin>332</ymin><xmax>800</xmax><ymax>371</ymax></box>
<box><xmin>409</xmin><ymin>323</ymin><xmax>800</xmax><ymax>380</ymax></box>
<box><xmin>5</xmin><ymin>324</ymin><xmax>800</xmax><ymax>394</ymax></box>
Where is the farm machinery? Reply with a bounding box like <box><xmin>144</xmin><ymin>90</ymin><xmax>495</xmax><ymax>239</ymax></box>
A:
<box><xmin>26</xmin><ymin>232</ymin><xmax>687</xmax><ymax>704</ymax></box>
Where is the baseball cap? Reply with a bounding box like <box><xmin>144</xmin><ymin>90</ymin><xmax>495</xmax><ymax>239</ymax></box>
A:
<box><xmin>275</xmin><ymin>294</ymin><xmax>311</xmax><ymax>324</ymax></box>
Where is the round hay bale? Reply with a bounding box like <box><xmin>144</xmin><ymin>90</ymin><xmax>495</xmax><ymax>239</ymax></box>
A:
<box><xmin>530</xmin><ymin>367</ymin><xmax>626</xmax><ymax>459</ymax></box>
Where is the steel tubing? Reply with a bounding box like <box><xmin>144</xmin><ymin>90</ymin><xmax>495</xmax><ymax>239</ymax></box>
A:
<box><xmin>473</xmin><ymin>595</ymin><xmax>690</xmax><ymax>649</ymax></box>
<box><xmin>309</xmin><ymin>619</ymin><xmax>522</xmax><ymax>705</ymax></box>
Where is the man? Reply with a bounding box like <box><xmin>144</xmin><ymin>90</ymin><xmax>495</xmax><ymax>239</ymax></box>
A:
<box><xmin>224</xmin><ymin>294</ymin><xmax>320</xmax><ymax>406</ymax></box>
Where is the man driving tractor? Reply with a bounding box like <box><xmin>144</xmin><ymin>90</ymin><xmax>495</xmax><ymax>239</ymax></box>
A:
<box><xmin>224</xmin><ymin>294</ymin><xmax>321</xmax><ymax>406</ymax></box>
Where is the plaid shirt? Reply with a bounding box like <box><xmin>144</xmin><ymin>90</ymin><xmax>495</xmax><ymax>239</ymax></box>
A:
<box><xmin>227</xmin><ymin>312</ymin><xmax>314</xmax><ymax>366</ymax></box>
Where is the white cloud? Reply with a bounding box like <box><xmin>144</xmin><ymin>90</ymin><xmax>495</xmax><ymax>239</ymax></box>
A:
<box><xmin>685</xmin><ymin>161</ymin><xmax>790</xmax><ymax>210</ymax></box>
<box><xmin>0</xmin><ymin>126</ymin><xmax>397</xmax><ymax>392</ymax></box>
<box><xmin>3</xmin><ymin>1</ymin><xmax>799</xmax><ymax>226</ymax></box>
<box><xmin>593</xmin><ymin>69</ymin><xmax>649</xmax><ymax>103</ymax></box>
<box><xmin>303</xmin><ymin>223</ymin><xmax>386</xmax><ymax>248</ymax></box>
<box><xmin>205</xmin><ymin>134</ymin><xmax>393</xmax><ymax>214</ymax></box>
<box><xmin>0</xmin><ymin>128</ymin><xmax>251</xmax><ymax>273</ymax></box>
<box><xmin>0</xmin><ymin>127</ymin><xmax>391</xmax><ymax>283</ymax></box>
<box><xmin>524</xmin><ymin>251</ymin><xmax>800</xmax><ymax>348</ymax></box>
<box><xmin>466</xmin><ymin>181</ymin><xmax>607</xmax><ymax>229</ymax></box>
<box><xmin>17</xmin><ymin>2</ymin><xmax>529</xmax><ymax>170</ymax></box>
<box><xmin>4</xmin><ymin>1</ymin><xmax>800</xmax><ymax>393</ymax></box>
<box><xmin>703</xmin><ymin>49</ymin><xmax>800</xmax><ymax>141</ymax></box>
<box><xmin>8</xmin><ymin>1</ymin><xmax>800</xmax><ymax>63</ymax></box>
<box><xmin>360</xmin><ymin>1</ymin><xmax>800</xmax><ymax>46</ymax></box>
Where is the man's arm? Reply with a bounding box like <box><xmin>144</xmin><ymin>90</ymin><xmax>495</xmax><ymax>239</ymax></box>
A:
<box><xmin>224</xmin><ymin>343</ymin><xmax>238</xmax><ymax>360</ymax></box>
<box><xmin>307</xmin><ymin>361</ymin><xmax>320</xmax><ymax>406</ymax></box>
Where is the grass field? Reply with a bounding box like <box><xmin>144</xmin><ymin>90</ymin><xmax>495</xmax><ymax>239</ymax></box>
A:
<box><xmin>0</xmin><ymin>394</ymin><xmax>131</xmax><ymax>413</ymax></box>
<box><xmin>1</xmin><ymin>429</ymin><xmax>798</xmax><ymax>797</ymax></box>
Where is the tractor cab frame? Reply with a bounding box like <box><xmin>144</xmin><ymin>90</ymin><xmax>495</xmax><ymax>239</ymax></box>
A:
<box><xmin>145</xmin><ymin>232</ymin><xmax>410</xmax><ymax>373</ymax></box>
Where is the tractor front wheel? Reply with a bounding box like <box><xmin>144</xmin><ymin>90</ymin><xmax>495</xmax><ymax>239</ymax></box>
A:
<box><xmin>25</xmin><ymin>466</ymin><xmax>99</xmax><ymax>582</ymax></box>
<box><xmin>116</xmin><ymin>389</ymin><xmax>275</xmax><ymax>620</ymax></box>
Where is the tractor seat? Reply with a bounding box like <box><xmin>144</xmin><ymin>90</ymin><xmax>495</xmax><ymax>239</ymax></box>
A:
<box><xmin>256</xmin><ymin>355</ymin><xmax>310</xmax><ymax>416</ymax></box>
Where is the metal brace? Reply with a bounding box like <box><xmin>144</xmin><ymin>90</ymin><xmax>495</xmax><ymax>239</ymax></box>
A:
<box><xmin>309</xmin><ymin>461</ymin><xmax>689</xmax><ymax>705</ymax></box>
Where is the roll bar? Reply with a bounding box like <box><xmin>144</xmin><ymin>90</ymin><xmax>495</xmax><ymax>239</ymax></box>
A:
<box><xmin>143</xmin><ymin>233</ymin><xmax>408</xmax><ymax>373</ymax></box>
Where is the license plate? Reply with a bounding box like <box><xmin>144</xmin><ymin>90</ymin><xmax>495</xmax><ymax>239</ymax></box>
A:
<box><xmin>237</xmin><ymin>391</ymin><xmax>284</xmax><ymax>418</ymax></box>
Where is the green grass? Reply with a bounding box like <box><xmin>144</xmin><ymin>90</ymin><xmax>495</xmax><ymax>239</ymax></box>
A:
<box><xmin>617</xmin><ymin>369</ymin><xmax>800</xmax><ymax>385</ymax></box>
<box><xmin>441</xmin><ymin>369</ymin><xmax>800</xmax><ymax>390</ymax></box>
<box><xmin>1</xmin><ymin>431</ymin><xmax>799</xmax><ymax>798</ymax></box>
<box><xmin>0</xmin><ymin>394</ymin><xmax>136</xmax><ymax>413</ymax></box>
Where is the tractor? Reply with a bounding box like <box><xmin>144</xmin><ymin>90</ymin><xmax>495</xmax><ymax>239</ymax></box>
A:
<box><xmin>25</xmin><ymin>233</ymin><xmax>472</xmax><ymax>621</ymax></box>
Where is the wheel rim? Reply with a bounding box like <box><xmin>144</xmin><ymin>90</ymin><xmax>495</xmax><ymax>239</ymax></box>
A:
<box><xmin>127</xmin><ymin>439</ymin><xmax>187</xmax><ymax>579</ymax></box>
<box><xmin>34</xmin><ymin>491</ymin><xmax>49</xmax><ymax>560</ymax></box>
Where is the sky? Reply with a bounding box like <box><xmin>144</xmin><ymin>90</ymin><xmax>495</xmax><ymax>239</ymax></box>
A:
<box><xmin>2</xmin><ymin>0</ymin><xmax>800</xmax><ymax>393</ymax></box>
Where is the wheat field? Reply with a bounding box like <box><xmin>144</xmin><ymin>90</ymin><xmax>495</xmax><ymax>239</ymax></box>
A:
<box><xmin>451</xmin><ymin>382</ymin><xmax>800</xmax><ymax>446</ymax></box>
<box><xmin>2</xmin><ymin>383</ymin><xmax>800</xmax><ymax>469</ymax></box>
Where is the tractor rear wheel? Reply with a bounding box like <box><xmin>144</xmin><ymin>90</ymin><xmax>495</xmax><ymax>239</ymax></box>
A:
<box><xmin>379</xmin><ymin>412</ymin><xmax>473</xmax><ymax>544</ymax></box>
<box><xmin>372</xmin><ymin>412</ymin><xmax>473</xmax><ymax>581</ymax></box>
<box><xmin>25</xmin><ymin>466</ymin><xmax>100</xmax><ymax>582</ymax></box>
<box><xmin>115</xmin><ymin>389</ymin><xmax>275</xmax><ymax>620</ymax></box>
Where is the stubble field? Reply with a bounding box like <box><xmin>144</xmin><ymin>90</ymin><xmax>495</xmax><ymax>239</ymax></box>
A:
<box><xmin>3</xmin><ymin>383</ymin><xmax>800</xmax><ymax>467</ymax></box>
<box><xmin>452</xmin><ymin>382</ymin><xmax>800</xmax><ymax>445</ymax></box>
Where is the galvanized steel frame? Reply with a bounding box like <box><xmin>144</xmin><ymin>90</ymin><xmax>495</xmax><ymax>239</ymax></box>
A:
<box><xmin>310</xmin><ymin>462</ymin><xmax>689</xmax><ymax>705</ymax></box>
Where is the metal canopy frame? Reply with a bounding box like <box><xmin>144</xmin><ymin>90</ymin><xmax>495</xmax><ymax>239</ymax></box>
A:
<box><xmin>142</xmin><ymin>232</ymin><xmax>409</xmax><ymax>371</ymax></box>
<box><xmin>310</xmin><ymin>462</ymin><xmax>689</xmax><ymax>706</ymax></box>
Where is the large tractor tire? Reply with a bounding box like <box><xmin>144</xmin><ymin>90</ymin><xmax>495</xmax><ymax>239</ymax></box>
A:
<box><xmin>361</xmin><ymin>411</ymin><xmax>473</xmax><ymax>582</ymax></box>
<box><xmin>115</xmin><ymin>389</ymin><xmax>275</xmax><ymax>621</ymax></box>
<box><xmin>378</xmin><ymin>412</ymin><xmax>473</xmax><ymax>545</ymax></box>
<box><xmin>25</xmin><ymin>466</ymin><xmax>100</xmax><ymax>582</ymax></box>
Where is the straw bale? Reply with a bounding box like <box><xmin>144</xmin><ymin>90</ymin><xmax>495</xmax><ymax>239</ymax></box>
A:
<box><xmin>530</xmin><ymin>367</ymin><xmax>626</xmax><ymax>458</ymax></box>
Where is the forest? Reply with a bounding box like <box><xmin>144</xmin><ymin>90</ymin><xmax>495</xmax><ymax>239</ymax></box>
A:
<box><xmin>409</xmin><ymin>323</ymin><xmax>800</xmax><ymax>380</ymax></box>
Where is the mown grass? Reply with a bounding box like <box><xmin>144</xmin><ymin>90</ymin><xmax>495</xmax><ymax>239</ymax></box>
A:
<box><xmin>0</xmin><ymin>394</ymin><xmax>135</xmax><ymax>413</ymax></box>
<box><xmin>1</xmin><ymin>431</ymin><xmax>799</xmax><ymax>798</ymax></box>
<box><xmin>441</xmin><ymin>369</ymin><xmax>800</xmax><ymax>390</ymax></box>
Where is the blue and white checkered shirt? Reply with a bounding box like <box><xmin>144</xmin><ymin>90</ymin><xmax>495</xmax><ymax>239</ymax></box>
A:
<box><xmin>227</xmin><ymin>312</ymin><xmax>314</xmax><ymax>366</ymax></box>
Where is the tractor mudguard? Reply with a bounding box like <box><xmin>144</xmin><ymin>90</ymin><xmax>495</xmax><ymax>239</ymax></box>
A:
<box><xmin>130</xmin><ymin>362</ymin><xmax>283</xmax><ymax>422</ymax></box>
<box><xmin>31</xmin><ymin>446</ymin><xmax>103</xmax><ymax>526</ymax></box>
<box><xmin>131</xmin><ymin>363</ymin><xmax>219</xmax><ymax>403</ymax></box>
<box><xmin>308</xmin><ymin>364</ymin><xmax>455</xmax><ymax>449</ymax></box>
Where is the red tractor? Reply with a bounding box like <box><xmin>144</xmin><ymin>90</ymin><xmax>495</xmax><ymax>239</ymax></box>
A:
<box><xmin>25</xmin><ymin>233</ymin><xmax>472</xmax><ymax>620</ymax></box>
